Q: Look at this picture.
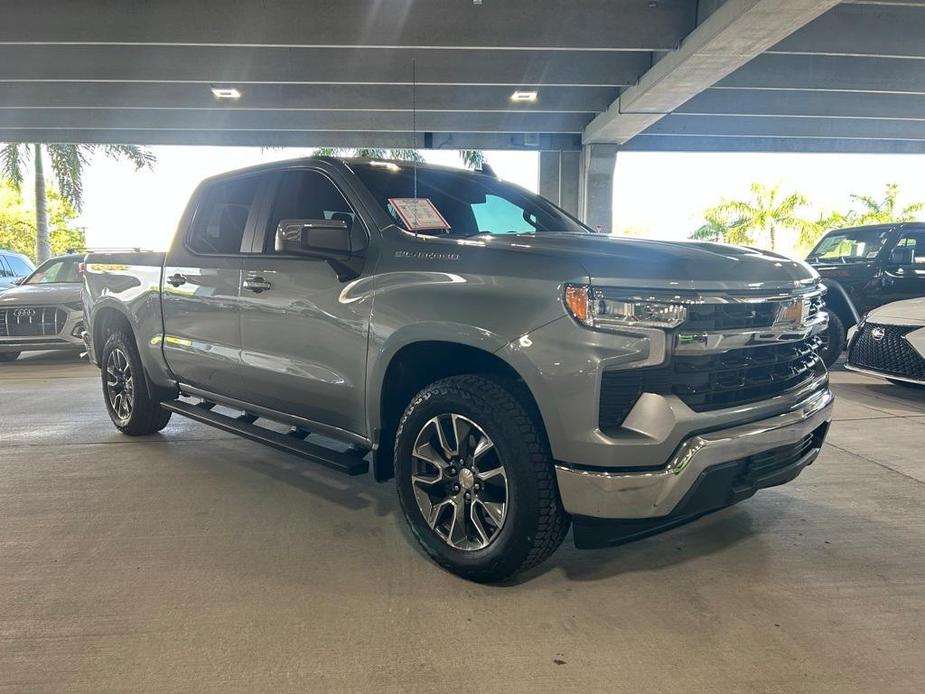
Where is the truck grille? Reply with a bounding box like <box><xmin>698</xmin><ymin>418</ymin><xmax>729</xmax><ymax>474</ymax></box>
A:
<box><xmin>599</xmin><ymin>336</ymin><xmax>824</xmax><ymax>434</ymax></box>
<box><xmin>0</xmin><ymin>306</ymin><xmax>68</xmax><ymax>337</ymax></box>
<box><xmin>683</xmin><ymin>294</ymin><xmax>823</xmax><ymax>331</ymax></box>
<box><xmin>848</xmin><ymin>324</ymin><xmax>925</xmax><ymax>380</ymax></box>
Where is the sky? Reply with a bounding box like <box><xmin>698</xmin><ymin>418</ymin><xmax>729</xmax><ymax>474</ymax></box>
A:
<box><xmin>68</xmin><ymin>146</ymin><xmax>925</xmax><ymax>258</ymax></box>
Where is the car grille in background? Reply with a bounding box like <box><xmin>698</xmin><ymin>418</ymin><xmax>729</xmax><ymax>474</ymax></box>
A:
<box><xmin>682</xmin><ymin>294</ymin><xmax>823</xmax><ymax>331</ymax></box>
<box><xmin>599</xmin><ymin>336</ymin><xmax>824</xmax><ymax>434</ymax></box>
<box><xmin>849</xmin><ymin>323</ymin><xmax>925</xmax><ymax>380</ymax></box>
<box><xmin>0</xmin><ymin>307</ymin><xmax>68</xmax><ymax>337</ymax></box>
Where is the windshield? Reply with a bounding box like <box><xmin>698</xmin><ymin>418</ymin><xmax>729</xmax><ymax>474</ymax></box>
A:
<box><xmin>808</xmin><ymin>229</ymin><xmax>891</xmax><ymax>262</ymax></box>
<box><xmin>351</xmin><ymin>163</ymin><xmax>589</xmax><ymax>236</ymax></box>
<box><xmin>25</xmin><ymin>256</ymin><xmax>81</xmax><ymax>284</ymax></box>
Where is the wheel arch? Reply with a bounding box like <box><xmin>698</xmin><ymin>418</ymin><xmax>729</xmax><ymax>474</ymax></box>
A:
<box><xmin>823</xmin><ymin>280</ymin><xmax>861</xmax><ymax>328</ymax></box>
<box><xmin>371</xmin><ymin>337</ymin><xmax>546</xmax><ymax>482</ymax></box>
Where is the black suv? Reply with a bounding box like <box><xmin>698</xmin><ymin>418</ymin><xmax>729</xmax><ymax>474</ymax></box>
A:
<box><xmin>806</xmin><ymin>223</ymin><xmax>925</xmax><ymax>366</ymax></box>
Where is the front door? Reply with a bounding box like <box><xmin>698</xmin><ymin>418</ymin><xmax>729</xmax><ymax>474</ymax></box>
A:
<box><xmin>880</xmin><ymin>229</ymin><xmax>925</xmax><ymax>305</ymax></box>
<box><xmin>239</xmin><ymin>169</ymin><xmax>373</xmax><ymax>437</ymax></box>
<box><xmin>161</xmin><ymin>173</ymin><xmax>265</xmax><ymax>400</ymax></box>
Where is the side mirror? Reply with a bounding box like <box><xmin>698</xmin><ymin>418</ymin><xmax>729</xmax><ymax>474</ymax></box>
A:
<box><xmin>889</xmin><ymin>246</ymin><xmax>915</xmax><ymax>266</ymax></box>
<box><xmin>13</xmin><ymin>277</ymin><xmax>25</xmax><ymax>285</ymax></box>
<box><xmin>275</xmin><ymin>218</ymin><xmax>358</xmax><ymax>259</ymax></box>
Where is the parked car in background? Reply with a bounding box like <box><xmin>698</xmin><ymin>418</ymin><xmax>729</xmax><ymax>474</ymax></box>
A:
<box><xmin>846</xmin><ymin>297</ymin><xmax>925</xmax><ymax>388</ymax></box>
<box><xmin>806</xmin><ymin>223</ymin><xmax>925</xmax><ymax>366</ymax></box>
<box><xmin>0</xmin><ymin>249</ymin><xmax>35</xmax><ymax>290</ymax></box>
<box><xmin>82</xmin><ymin>157</ymin><xmax>833</xmax><ymax>581</ymax></box>
<box><xmin>0</xmin><ymin>254</ymin><xmax>85</xmax><ymax>362</ymax></box>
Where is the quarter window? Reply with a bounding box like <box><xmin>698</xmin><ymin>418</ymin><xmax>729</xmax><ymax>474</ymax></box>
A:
<box><xmin>895</xmin><ymin>232</ymin><xmax>925</xmax><ymax>263</ymax></box>
<box><xmin>188</xmin><ymin>176</ymin><xmax>261</xmax><ymax>254</ymax></box>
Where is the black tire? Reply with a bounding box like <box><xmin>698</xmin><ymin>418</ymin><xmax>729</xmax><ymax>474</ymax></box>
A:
<box><xmin>0</xmin><ymin>351</ymin><xmax>20</xmax><ymax>362</ymax></box>
<box><xmin>100</xmin><ymin>328</ymin><xmax>172</xmax><ymax>435</ymax></box>
<box><xmin>394</xmin><ymin>374</ymin><xmax>569</xmax><ymax>582</ymax></box>
<box><xmin>818</xmin><ymin>311</ymin><xmax>846</xmax><ymax>368</ymax></box>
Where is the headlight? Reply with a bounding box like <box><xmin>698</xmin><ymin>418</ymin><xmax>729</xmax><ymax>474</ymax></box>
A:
<box><xmin>564</xmin><ymin>285</ymin><xmax>688</xmax><ymax>330</ymax></box>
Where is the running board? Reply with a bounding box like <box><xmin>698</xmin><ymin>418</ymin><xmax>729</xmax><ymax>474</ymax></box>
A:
<box><xmin>161</xmin><ymin>400</ymin><xmax>369</xmax><ymax>476</ymax></box>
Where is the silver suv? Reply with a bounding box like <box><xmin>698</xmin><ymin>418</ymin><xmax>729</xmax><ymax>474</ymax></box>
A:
<box><xmin>0</xmin><ymin>254</ymin><xmax>85</xmax><ymax>362</ymax></box>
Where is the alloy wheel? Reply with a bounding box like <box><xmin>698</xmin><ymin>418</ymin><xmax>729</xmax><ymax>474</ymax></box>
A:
<box><xmin>105</xmin><ymin>347</ymin><xmax>135</xmax><ymax>423</ymax></box>
<box><xmin>410</xmin><ymin>413</ymin><xmax>508</xmax><ymax>551</ymax></box>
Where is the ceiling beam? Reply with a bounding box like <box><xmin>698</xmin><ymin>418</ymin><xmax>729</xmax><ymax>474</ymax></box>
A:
<box><xmin>582</xmin><ymin>0</ymin><xmax>841</xmax><ymax>144</ymax></box>
<box><xmin>0</xmin><ymin>45</ymin><xmax>649</xmax><ymax>88</ymax></box>
<box><xmin>0</xmin><ymin>108</ymin><xmax>593</xmax><ymax>133</ymax></box>
<box><xmin>718</xmin><ymin>54</ymin><xmax>925</xmax><ymax>92</ymax></box>
<box><xmin>770</xmin><ymin>3</ymin><xmax>925</xmax><ymax>58</ymax></box>
<box><xmin>645</xmin><ymin>113</ymin><xmax>925</xmax><ymax>139</ymax></box>
<box><xmin>0</xmin><ymin>129</ymin><xmax>582</xmax><ymax>151</ymax></box>
<box><xmin>0</xmin><ymin>83</ymin><xmax>618</xmax><ymax>113</ymax></box>
<box><xmin>623</xmin><ymin>134</ymin><xmax>925</xmax><ymax>153</ymax></box>
<box><xmin>677</xmin><ymin>89</ymin><xmax>925</xmax><ymax>119</ymax></box>
<box><xmin>1</xmin><ymin>0</ymin><xmax>693</xmax><ymax>51</ymax></box>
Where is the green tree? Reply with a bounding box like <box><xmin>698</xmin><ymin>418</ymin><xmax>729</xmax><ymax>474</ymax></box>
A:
<box><xmin>0</xmin><ymin>178</ymin><xmax>85</xmax><ymax>261</ymax></box>
<box><xmin>710</xmin><ymin>183</ymin><xmax>814</xmax><ymax>251</ymax></box>
<box><xmin>314</xmin><ymin>147</ymin><xmax>486</xmax><ymax>169</ymax></box>
<box><xmin>690</xmin><ymin>208</ymin><xmax>736</xmax><ymax>243</ymax></box>
<box><xmin>850</xmin><ymin>182</ymin><xmax>924</xmax><ymax>225</ymax></box>
<box><xmin>0</xmin><ymin>143</ymin><xmax>155</xmax><ymax>263</ymax></box>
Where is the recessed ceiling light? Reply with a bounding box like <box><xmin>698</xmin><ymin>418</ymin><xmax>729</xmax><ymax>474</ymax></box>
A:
<box><xmin>510</xmin><ymin>90</ymin><xmax>538</xmax><ymax>102</ymax></box>
<box><xmin>211</xmin><ymin>86</ymin><xmax>241</xmax><ymax>100</ymax></box>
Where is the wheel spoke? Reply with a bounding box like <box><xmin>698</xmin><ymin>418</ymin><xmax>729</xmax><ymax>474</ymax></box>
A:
<box><xmin>477</xmin><ymin>466</ymin><xmax>506</xmax><ymax>482</ymax></box>
<box><xmin>450</xmin><ymin>414</ymin><xmax>471</xmax><ymax>458</ymax></box>
<box><xmin>470</xmin><ymin>502</ymin><xmax>490</xmax><ymax>547</ymax></box>
<box><xmin>431</xmin><ymin>417</ymin><xmax>455</xmax><ymax>459</ymax></box>
<box><xmin>426</xmin><ymin>498</ymin><xmax>453</xmax><ymax>530</ymax></box>
<box><xmin>446</xmin><ymin>498</ymin><xmax>468</xmax><ymax>547</ymax></box>
<box><xmin>472</xmin><ymin>435</ymin><xmax>494</xmax><ymax>462</ymax></box>
<box><xmin>475</xmin><ymin>499</ymin><xmax>505</xmax><ymax>528</ymax></box>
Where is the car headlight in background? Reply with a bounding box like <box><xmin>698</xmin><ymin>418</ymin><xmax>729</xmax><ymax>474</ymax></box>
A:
<box><xmin>564</xmin><ymin>285</ymin><xmax>688</xmax><ymax>331</ymax></box>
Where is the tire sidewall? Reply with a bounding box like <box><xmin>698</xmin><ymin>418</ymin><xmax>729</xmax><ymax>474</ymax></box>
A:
<box><xmin>395</xmin><ymin>380</ymin><xmax>542</xmax><ymax>580</ymax></box>
<box><xmin>820</xmin><ymin>311</ymin><xmax>846</xmax><ymax>368</ymax></box>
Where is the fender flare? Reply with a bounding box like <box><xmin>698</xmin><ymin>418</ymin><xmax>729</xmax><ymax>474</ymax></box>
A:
<box><xmin>822</xmin><ymin>280</ymin><xmax>861</xmax><ymax>328</ymax></box>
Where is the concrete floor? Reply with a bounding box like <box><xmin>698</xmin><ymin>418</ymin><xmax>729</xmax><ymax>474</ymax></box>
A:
<box><xmin>1</xmin><ymin>352</ymin><xmax>924</xmax><ymax>693</ymax></box>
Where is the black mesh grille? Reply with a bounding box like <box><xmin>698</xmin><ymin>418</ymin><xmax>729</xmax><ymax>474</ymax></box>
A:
<box><xmin>599</xmin><ymin>336</ymin><xmax>824</xmax><ymax>434</ymax></box>
<box><xmin>666</xmin><ymin>336</ymin><xmax>824</xmax><ymax>411</ymax></box>
<box><xmin>0</xmin><ymin>307</ymin><xmax>67</xmax><ymax>337</ymax></box>
<box><xmin>848</xmin><ymin>323</ymin><xmax>925</xmax><ymax>380</ymax></box>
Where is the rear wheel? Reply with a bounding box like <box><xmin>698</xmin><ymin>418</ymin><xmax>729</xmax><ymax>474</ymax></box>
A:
<box><xmin>100</xmin><ymin>329</ymin><xmax>172</xmax><ymax>435</ymax></box>
<box><xmin>818</xmin><ymin>311</ymin><xmax>846</xmax><ymax>368</ymax></box>
<box><xmin>394</xmin><ymin>374</ymin><xmax>569</xmax><ymax>582</ymax></box>
<box><xmin>0</xmin><ymin>352</ymin><xmax>20</xmax><ymax>362</ymax></box>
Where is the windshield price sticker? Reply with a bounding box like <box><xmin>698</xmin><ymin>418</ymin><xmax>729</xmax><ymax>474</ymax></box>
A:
<box><xmin>389</xmin><ymin>198</ymin><xmax>451</xmax><ymax>231</ymax></box>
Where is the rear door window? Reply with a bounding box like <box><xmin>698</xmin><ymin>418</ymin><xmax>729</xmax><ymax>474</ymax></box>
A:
<box><xmin>188</xmin><ymin>176</ymin><xmax>261</xmax><ymax>255</ymax></box>
<box><xmin>894</xmin><ymin>232</ymin><xmax>925</xmax><ymax>263</ymax></box>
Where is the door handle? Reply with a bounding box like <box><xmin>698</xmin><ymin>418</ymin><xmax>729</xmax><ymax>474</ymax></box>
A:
<box><xmin>243</xmin><ymin>277</ymin><xmax>271</xmax><ymax>293</ymax></box>
<box><xmin>166</xmin><ymin>273</ymin><xmax>187</xmax><ymax>287</ymax></box>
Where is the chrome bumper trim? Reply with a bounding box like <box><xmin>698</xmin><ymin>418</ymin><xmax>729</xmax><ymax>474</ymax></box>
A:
<box><xmin>555</xmin><ymin>385</ymin><xmax>834</xmax><ymax>519</ymax></box>
<box><xmin>844</xmin><ymin>363</ymin><xmax>925</xmax><ymax>386</ymax></box>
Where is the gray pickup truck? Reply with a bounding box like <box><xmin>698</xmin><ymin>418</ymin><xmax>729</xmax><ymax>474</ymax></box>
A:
<box><xmin>83</xmin><ymin>157</ymin><xmax>834</xmax><ymax>581</ymax></box>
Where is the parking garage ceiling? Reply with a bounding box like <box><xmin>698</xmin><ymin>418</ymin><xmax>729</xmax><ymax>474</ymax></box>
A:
<box><xmin>2</xmin><ymin>0</ymin><xmax>925</xmax><ymax>152</ymax></box>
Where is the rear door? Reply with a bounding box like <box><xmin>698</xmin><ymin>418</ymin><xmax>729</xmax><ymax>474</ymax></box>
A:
<box><xmin>161</xmin><ymin>173</ymin><xmax>268</xmax><ymax>400</ymax></box>
<box><xmin>238</xmin><ymin>168</ymin><xmax>373</xmax><ymax>436</ymax></box>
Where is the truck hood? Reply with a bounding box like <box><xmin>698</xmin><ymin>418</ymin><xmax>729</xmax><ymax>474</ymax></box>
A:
<box><xmin>0</xmin><ymin>283</ymin><xmax>82</xmax><ymax>305</ymax></box>
<box><xmin>478</xmin><ymin>233</ymin><xmax>819</xmax><ymax>292</ymax></box>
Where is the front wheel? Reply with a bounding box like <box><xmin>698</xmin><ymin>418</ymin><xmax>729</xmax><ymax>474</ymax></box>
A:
<box><xmin>394</xmin><ymin>374</ymin><xmax>569</xmax><ymax>582</ymax></box>
<box><xmin>100</xmin><ymin>329</ymin><xmax>172</xmax><ymax>435</ymax></box>
<box><xmin>818</xmin><ymin>311</ymin><xmax>846</xmax><ymax>368</ymax></box>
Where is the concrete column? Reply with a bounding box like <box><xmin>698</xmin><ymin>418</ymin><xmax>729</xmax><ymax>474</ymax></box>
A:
<box><xmin>538</xmin><ymin>150</ymin><xmax>581</xmax><ymax>218</ymax></box>
<box><xmin>579</xmin><ymin>144</ymin><xmax>618</xmax><ymax>233</ymax></box>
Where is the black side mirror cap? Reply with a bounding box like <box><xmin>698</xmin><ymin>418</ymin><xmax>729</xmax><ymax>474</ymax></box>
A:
<box><xmin>275</xmin><ymin>218</ymin><xmax>362</xmax><ymax>259</ymax></box>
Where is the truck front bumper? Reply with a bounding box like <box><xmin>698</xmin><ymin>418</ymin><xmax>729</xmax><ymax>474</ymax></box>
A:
<box><xmin>555</xmin><ymin>384</ymin><xmax>834</xmax><ymax>547</ymax></box>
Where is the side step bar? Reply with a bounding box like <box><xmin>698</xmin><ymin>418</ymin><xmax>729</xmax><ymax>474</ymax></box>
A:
<box><xmin>161</xmin><ymin>400</ymin><xmax>369</xmax><ymax>476</ymax></box>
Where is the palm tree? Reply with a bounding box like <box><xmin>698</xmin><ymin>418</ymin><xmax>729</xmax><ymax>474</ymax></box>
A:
<box><xmin>314</xmin><ymin>147</ymin><xmax>485</xmax><ymax>169</ymax></box>
<box><xmin>0</xmin><ymin>143</ymin><xmax>155</xmax><ymax>262</ymax></box>
<box><xmin>690</xmin><ymin>208</ymin><xmax>735</xmax><ymax>243</ymax></box>
<box><xmin>850</xmin><ymin>182</ymin><xmax>924</xmax><ymax>225</ymax></box>
<box><xmin>711</xmin><ymin>183</ymin><xmax>813</xmax><ymax>251</ymax></box>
